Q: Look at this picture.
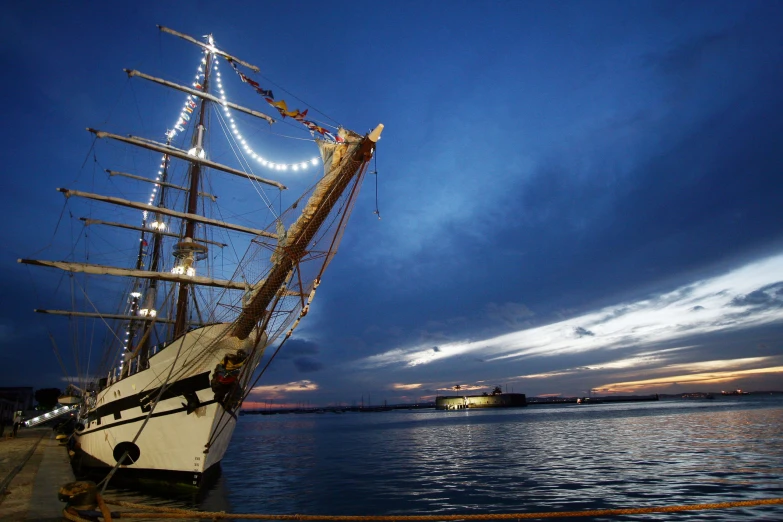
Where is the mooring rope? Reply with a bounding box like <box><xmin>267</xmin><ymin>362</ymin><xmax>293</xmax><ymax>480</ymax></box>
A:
<box><xmin>60</xmin><ymin>496</ymin><xmax>783</xmax><ymax>521</ymax></box>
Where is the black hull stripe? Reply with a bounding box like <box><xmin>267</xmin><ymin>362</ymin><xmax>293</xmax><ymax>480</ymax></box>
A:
<box><xmin>90</xmin><ymin>371</ymin><xmax>211</xmax><ymax>421</ymax></box>
<box><xmin>79</xmin><ymin>399</ymin><xmax>218</xmax><ymax>435</ymax></box>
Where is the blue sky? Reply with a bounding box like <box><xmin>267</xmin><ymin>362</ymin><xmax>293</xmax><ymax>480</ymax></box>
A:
<box><xmin>1</xmin><ymin>2</ymin><xmax>782</xmax><ymax>405</ymax></box>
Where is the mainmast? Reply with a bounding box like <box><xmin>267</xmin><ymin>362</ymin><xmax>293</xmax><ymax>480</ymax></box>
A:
<box><xmin>173</xmin><ymin>40</ymin><xmax>212</xmax><ymax>338</ymax></box>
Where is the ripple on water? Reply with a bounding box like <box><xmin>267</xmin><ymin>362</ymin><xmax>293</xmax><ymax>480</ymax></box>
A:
<box><xmin>121</xmin><ymin>397</ymin><xmax>783</xmax><ymax>521</ymax></box>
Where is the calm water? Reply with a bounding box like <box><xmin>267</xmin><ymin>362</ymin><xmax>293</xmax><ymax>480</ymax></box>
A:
<box><xmin>116</xmin><ymin>397</ymin><xmax>783</xmax><ymax>520</ymax></box>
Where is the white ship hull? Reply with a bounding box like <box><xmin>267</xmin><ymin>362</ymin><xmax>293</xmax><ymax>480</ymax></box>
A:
<box><xmin>73</xmin><ymin>323</ymin><xmax>254</xmax><ymax>486</ymax></box>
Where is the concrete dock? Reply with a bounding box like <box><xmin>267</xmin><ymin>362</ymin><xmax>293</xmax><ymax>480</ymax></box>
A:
<box><xmin>0</xmin><ymin>427</ymin><xmax>75</xmax><ymax>521</ymax></box>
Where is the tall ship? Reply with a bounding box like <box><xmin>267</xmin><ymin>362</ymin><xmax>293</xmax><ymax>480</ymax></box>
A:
<box><xmin>20</xmin><ymin>26</ymin><xmax>382</xmax><ymax>487</ymax></box>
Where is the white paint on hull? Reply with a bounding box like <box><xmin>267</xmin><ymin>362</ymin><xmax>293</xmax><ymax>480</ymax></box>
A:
<box><xmin>74</xmin><ymin>323</ymin><xmax>252</xmax><ymax>475</ymax></box>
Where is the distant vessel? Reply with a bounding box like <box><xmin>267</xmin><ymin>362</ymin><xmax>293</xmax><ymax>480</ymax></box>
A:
<box><xmin>436</xmin><ymin>393</ymin><xmax>527</xmax><ymax>410</ymax></box>
<box><xmin>575</xmin><ymin>394</ymin><xmax>659</xmax><ymax>405</ymax></box>
<box><xmin>21</xmin><ymin>26</ymin><xmax>382</xmax><ymax>487</ymax></box>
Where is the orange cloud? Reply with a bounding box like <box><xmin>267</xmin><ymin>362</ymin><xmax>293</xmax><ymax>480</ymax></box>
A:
<box><xmin>248</xmin><ymin>380</ymin><xmax>319</xmax><ymax>399</ymax></box>
<box><xmin>392</xmin><ymin>383</ymin><xmax>422</xmax><ymax>390</ymax></box>
<box><xmin>437</xmin><ymin>384</ymin><xmax>486</xmax><ymax>391</ymax></box>
<box><xmin>598</xmin><ymin>365</ymin><xmax>783</xmax><ymax>393</ymax></box>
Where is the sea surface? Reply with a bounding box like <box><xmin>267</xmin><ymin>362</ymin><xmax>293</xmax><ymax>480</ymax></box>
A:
<box><xmin>114</xmin><ymin>396</ymin><xmax>783</xmax><ymax>520</ymax></box>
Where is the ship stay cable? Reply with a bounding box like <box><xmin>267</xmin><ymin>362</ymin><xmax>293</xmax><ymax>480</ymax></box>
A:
<box><xmin>80</xmin><ymin>218</ymin><xmax>227</xmax><ymax>248</ymax></box>
<box><xmin>124</xmin><ymin>69</ymin><xmax>275</xmax><ymax>124</ymax></box>
<box><xmin>212</xmin><ymin>105</ymin><xmax>280</xmax><ymax>220</ymax></box>
<box><xmin>55</xmin><ymin>188</ymin><xmax>276</xmax><ymax>238</ymax></box>
<box><xmin>254</xmin><ymin>69</ymin><xmax>341</xmax><ymax>127</ymax></box>
<box><xmin>25</xmin><ymin>262</ymin><xmax>74</xmax><ymax>385</ymax></box>
<box><xmin>106</xmin><ymin>170</ymin><xmax>218</xmax><ymax>201</ymax></box>
<box><xmin>69</xmin><ymin>275</ymin><xmax>83</xmax><ymax>385</ymax></box>
<box><xmin>70</xmin><ymin>275</ymin><xmax>125</xmax><ymax>347</ymax></box>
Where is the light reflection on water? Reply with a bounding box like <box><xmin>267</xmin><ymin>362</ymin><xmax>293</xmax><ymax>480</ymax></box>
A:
<box><xmin>115</xmin><ymin>398</ymin><xmax>783</xmax><ymax>520</ymax></box>
<box><xmin>220</xmin><ymin>398</ymin><xmax>783</xmax><ymax>520</ymax></box>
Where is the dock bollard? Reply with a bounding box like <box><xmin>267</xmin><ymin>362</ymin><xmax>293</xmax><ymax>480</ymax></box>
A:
<box><xmin>58</xmin><ymin>480</ymin><xmax>97</xmax><ymax>509</ymax></box>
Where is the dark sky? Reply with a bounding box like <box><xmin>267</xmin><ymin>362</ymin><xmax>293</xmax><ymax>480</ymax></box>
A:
<box><xmin>2</xmin><ymin>2</ymin><xmax>782</xmax><ymax>405</ymax></box>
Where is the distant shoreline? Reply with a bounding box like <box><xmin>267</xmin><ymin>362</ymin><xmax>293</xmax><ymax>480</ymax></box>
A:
<box><xmin>240</xmin><ymin>391</ymin><xmax>783</xmax><ymax>415</ymax></box>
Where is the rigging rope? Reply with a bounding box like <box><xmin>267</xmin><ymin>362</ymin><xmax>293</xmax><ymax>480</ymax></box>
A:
<box><xmin>372</xmin><ymin>147</ymin><xmax>380</xmax><ymax>219</ymax></box>
<box><xmin>256</xmin><ymin>71</ymin><xmax>341</xmax><ymax>127</ymax></box>
<box><xmin>62</xmin><ymin>497</ymin><xmax>783</xmax><ymax>521</ymax></box>
<box><xmin>212</xmin><ymin>104</ymin><xmax>280</xmax><ymax>220</ymax></box>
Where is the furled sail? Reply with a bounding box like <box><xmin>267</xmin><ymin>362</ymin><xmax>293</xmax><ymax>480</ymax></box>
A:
<box><xmin>18</xmin><ymin>259</ymin><xmax>246</xmax><ymax>290</ymax></box>
<box><xmin>59</xmin><ymin>189</ymin><xmax>276</xmax><ymax>238</ymax></box>
<box><xmin>231</xmin><ymin>125</ymin><xmax>382</xmax><ymax>340</ymax></box>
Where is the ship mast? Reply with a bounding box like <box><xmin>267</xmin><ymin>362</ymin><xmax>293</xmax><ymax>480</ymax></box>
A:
<box><xmin>138</xmin><ymin>150</ymin><xmax>171</xmax><ymax>368</ymax></box>
<box><xmin>174</xmin><ymin>40</ymin><xmax>212</xmax><ymax>338</ymax></box>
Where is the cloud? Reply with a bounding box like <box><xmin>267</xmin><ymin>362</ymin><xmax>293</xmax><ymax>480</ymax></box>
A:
<box><xmin>486</xmin><ymin>302</ymin><xmax>534</xmax><ymax>327</ymax></box>
<box><xmin>729</xmin><ymin>282</ymin><xmax>783</xmax><ymax>308</ymax></box>
<box><xmin>515</xmin><ymin>370</ymin><xmax>575</xmax><ymax>380</ymax></box>
<box><xmin>277</xmin><ymin>338</ymin><xmax>320</xmax><ymax>360</ymax></box>
<box><xmin>249</xmin><ymin>380</ymin><xmax>319</xmax><ymax>399</ymax></box>
<box><xmin>357</xmin><ymin>253</ymin><xmax>783</xmax><ymax>370</ymax></box>
<box><xmin>438</xmin><ymin>384</ymin><xmax>486</xmax><ymax>392</ymax></box>
<box><xmin>392</xmin><ymin>383</ymin><xmax>422</xmax><ymax>390</ymax></box>
<box><xmin>293</xmin><ymin>357</ymin><xmax>324</xmax><ymax>373</ymax></box>
<box><xmin>598</xmin><ymin>362</ymin><xmax>783</xmax><ymax>393</ymax></box>
<box><xmin>574</xmin><ymin>326</ymin><xmax>595</xmax><ymax>338</ymax></box>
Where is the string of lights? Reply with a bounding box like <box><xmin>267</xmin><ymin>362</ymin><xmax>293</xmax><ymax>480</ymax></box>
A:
<box><xmin>213</xmin><ymin>56</ymin><xmax>320</xmax><ymax>172</ymax></box>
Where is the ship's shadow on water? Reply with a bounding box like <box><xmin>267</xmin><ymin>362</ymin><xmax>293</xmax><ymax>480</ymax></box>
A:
<box><xmin>96</xmin><ymin>472</ymin><xmax>234</xmax><ymax>521</ymax></box>
<box><xmin>71</xmin><ymin>463</ymin><xmax>234</xmax><ymax>516</ymax></box>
